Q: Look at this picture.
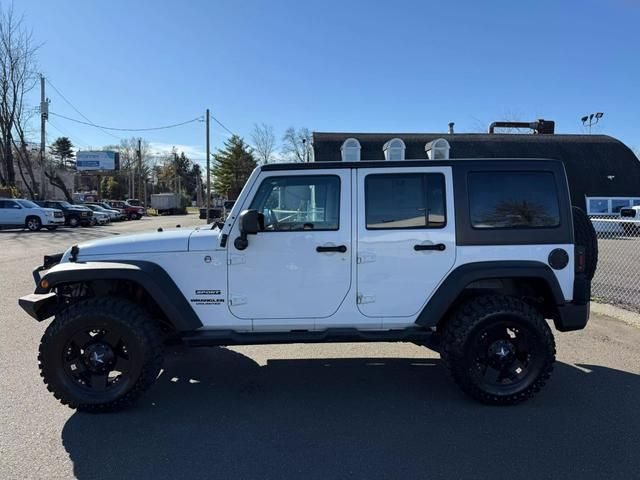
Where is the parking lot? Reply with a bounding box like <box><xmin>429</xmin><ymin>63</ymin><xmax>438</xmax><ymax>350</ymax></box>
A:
<box><xmin>1</xmin><ymin>214</ymin><xmax>639</xmax><ymax>479</ymax></box>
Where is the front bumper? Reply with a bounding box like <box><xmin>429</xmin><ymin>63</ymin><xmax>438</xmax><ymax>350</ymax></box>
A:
<box><xmin>19</xmin><ymin>292</ymin><xmax>58</xmax><ymax>321</ymax></box>
<box><xmin>45</xmin><ymin>217</ymin><xmax>65</xmax><ymax>226</ymax></box>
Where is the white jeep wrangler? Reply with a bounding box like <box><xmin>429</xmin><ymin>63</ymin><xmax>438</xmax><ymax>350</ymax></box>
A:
<box><xmin>19</xmin><ymin>159</ymin><xmax>597</xmax><ymax>412</ymax></box>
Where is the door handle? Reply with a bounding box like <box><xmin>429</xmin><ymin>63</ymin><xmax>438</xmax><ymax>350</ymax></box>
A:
<box><xmin>414</xmin><ymin>243</ymin><xmax>446</xmax><ymax>251</ymax></box>
<box><xmin>316</xmin><ymin>245</ymin><xmax>347</xmax><ymax>253</ymax></box>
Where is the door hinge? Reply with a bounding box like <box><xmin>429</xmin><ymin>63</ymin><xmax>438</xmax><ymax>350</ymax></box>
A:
<box><xmin>230</xmin><ymin>295</ymin><xmax>247</xmax><ymax>306</ymax></box>
<box><xmin>228</xmin><ymin>254</ymin><xmax>245</xmax><ymax>265</ymax></box>
<box><xmin>357</xmin><ymin>252</ymin><xmax>376</xmax><ymax>264</ymax></box>
<box><xmin>357</xmin><ymin>294</ymin><xmax>376</xmax><ymax>304</ymax></box>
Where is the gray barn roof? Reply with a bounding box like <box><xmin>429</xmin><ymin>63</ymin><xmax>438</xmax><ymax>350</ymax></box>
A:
<box><xmin>312</xmin><ymin>132</ymin><xmax>640</xmax><ymax>208</ymax></box>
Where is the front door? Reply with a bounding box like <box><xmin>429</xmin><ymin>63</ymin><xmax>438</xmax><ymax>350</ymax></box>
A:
<box><xmin>356</xmin><ymin>166</ymin><xmax>456</xmax><ymax>320</ymax></box>
<box><xmin>228</xmin><ymin>170</ymin><xmax>352</xmax><ymax>323</ymax></box>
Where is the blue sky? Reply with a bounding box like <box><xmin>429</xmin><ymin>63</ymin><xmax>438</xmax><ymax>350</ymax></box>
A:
<box><xmin>15</xmin><ymin>0</ymin><xmax>640</xmax><ymax>162</ymax></box>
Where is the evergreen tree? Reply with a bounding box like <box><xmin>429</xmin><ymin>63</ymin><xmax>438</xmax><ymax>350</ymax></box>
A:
<box><xmin>49</xmin><ymin>137</ymin><xmax>76</xmax><ymax>167</ymax></box>
<box><xmin>212</xmin><ymin>135</ymin><xmax>256</xmax><ymax>199</ymax></box>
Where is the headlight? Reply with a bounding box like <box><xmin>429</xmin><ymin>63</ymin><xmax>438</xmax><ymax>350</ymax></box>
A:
<box><xmin>46</xmin><ymin>211</ymin><xmax>55</xmax><ymax>217</ymax></box>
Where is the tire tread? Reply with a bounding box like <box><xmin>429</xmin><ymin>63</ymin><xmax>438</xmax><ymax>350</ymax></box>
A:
<box><xmin>38</xmin><ymin>297</ymin><xmax>163</xmax><ymax>413</ymax></box>
<box><xmin>441</xmin><ymin>295</ymin><xmax>556</xmax><ymax>405</ymax></box>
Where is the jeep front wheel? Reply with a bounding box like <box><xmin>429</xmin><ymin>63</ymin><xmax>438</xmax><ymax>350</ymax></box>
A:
<box><xmin>38</xmin><ymin>297</ymin><xmax>163</xmax><ymax>412</ymax></box>
<box><xmin>441</xmin><ymin>295</ymin><xmax>555</xmax><ymax>405</ymax></box>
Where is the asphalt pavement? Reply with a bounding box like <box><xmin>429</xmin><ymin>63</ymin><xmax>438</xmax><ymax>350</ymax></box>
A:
<box><xmin>1</xmin><ymin>214</ymin><xmax>639</xmax><ymax>479</ymax></box>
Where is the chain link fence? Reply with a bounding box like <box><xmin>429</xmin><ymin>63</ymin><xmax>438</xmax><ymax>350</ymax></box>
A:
<box><xmin>590</xmin><ymin>217</ymin><xmax>640</xmax><ymax>315</ymax></box>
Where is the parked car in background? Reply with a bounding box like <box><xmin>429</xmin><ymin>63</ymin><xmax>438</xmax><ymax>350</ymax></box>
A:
<box><xmin>88</xmin><ymin>202</ymin><xmax>124</xmax><ymax>220</ymax></box>
<box><xmin>35</xmin><ymin>200</ymin><xmax>93</xmax><ymax>227</ymax></box>
<box><xmin>85</xmin><ymin>203</ymin><xmax>122</xmax><ymax>221</ymax></box>
<box><xmin>0</xmin><ymin>198</ymin><xmax>65</xmax><ymax>231</ymax></box>
<box><xmin>620</xmin><ymin>206</ymin><xmax>640</xmax><ymax>235</ymax></box>
<box><xmin>126</xmin><ymin>198</ymin><xmax>141</xmax><ymax>207</ymax></box>
<box><xmin>199</xmin><ymin>207</ymin><xmax>223</xmax><ymax>220</ymax></box>
<box><xmin>106</xmin><ymin>200</ymin><xmax>144</xmax><ymax>220</ymax></box>
<box><xmin>84</xmin><ymin>206</ymin><xmax>110</xmax><ymax>225</ymax></box>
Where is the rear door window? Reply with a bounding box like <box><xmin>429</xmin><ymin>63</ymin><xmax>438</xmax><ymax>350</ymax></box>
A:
<box><xmin>469</xmin><ymin>171</ymin><xmax>560</xmax><ymax>228</ymax></box>
<box><xmin>365</xmin><ymin>173</ymin><xmax>446</xmax><ymax>229</ymax></box>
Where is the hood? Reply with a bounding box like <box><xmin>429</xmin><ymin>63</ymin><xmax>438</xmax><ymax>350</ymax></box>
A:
<box><xmin>72</xmin><ymin>228</ymin><xmax>196</xmax><ymax>258</ymax></box>
<box><xmin>42</xmin><ymin>207</ymin><xmax>61</xmax><ymax>214</ymax></box>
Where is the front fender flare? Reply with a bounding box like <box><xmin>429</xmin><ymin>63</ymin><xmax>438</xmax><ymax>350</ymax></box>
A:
<box><xmin>30</xmin><ymin>260</ymin><xmax>202</xmax><ymax>331</ymax></box>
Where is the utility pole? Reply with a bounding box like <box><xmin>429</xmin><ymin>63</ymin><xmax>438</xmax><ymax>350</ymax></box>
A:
<box><xmin>39</xmin><ymin>74</ymin><xmax>47</xmax><ymax>199</ymax></box>
<box><xmin>206</xmin><ymin>108</ymin><xmax>211</xmax><ymax>223</ymax></box>
<box><xmin>137</xmin><ymin>138</ymin><xmax>142</xmax><ymax>201</ymax></box>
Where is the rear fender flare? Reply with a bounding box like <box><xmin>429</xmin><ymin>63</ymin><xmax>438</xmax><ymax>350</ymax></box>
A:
<box><xmin>416</xmin><ymin>261</ymin><xmax>566</xmax><ymax>327</ymax></box>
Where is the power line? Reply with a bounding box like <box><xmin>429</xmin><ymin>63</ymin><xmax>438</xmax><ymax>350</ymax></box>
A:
<box><xmin>47</xmin><ymin>120</ymin><xmax>91</xmax><ymax>149</ymax></box>
<box><xmin>49</xmin><ymin>111</ymin><xmax>204</xmax><ymax>132</ymax></box>
<box><xmin>45</xmin><ymin>78</ymin><xmax>122</xmax><ymax>141</ymax></box>
<box><xmin>209</xmin><ymin>112</ymin><xmax>236</xmax><ymax>137</ymax></box>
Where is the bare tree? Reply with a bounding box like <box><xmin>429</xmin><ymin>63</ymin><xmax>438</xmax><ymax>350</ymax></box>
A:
<box><xmin>281</xmin><ymin>127</ymin><xmax>312</xmax><ymax>162</ymax></box>
<box><xmin>0</xmin><ymin>3</ymin><xmax>39</xmax><ymax>187</ymax></box>
<box><xmin>251</xmin><ymin>122</ymin><xmax>276</xmax><ymax>164</ymax></box>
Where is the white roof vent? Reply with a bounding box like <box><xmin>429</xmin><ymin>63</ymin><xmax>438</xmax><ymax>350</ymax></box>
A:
<box><xmin>383</xmin><ymin>138</ymin><xmax>406</xmax><ymax>160</ymax></box>
<box><xmin>341</xmin><ymin>138</ymin><xmax>361</xmax><ymax>161</ymax></box>
<box><xmin>425</xmin><ymin>138</ymin><xmax>450</xmax><ymax>160</ymax></box>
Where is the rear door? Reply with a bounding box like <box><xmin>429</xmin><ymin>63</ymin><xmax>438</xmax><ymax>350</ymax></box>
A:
<box><xmin>1</xmin><ymin>200</ymin><xmax>24</xmax><ymax>224</ymax></box>
<box><xmin>227</xmin><ymin>170</ymin><xmax>352</xmax><ymax>323</ymax></box>
<box><xmin>356</xmin><ymin>166</ymin><xmax>456</xmax><ymax>319</ymax></box>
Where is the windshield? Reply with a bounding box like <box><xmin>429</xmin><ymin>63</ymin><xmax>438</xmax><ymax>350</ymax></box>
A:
<box><xmin>57</xmin><ymin>201</ymin><xmax>72</xmax><ymax>208</ymax></box>
<box><xmin>17</xmin><ymin>200</ymin><xmax>39</xmax><ymax>208</ymax></box>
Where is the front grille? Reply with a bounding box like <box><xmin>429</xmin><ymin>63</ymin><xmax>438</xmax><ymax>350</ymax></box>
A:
<box><xmin>54</xmin><ymin>212</ymin><xmax>63</xmax><ymax>218</ymax></box>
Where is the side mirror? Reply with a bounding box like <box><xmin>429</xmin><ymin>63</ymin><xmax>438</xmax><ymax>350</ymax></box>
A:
<box><xmin>234</xmin><ymin>209</ymin><xmax>264</xmax><ymax>250</ymax></box>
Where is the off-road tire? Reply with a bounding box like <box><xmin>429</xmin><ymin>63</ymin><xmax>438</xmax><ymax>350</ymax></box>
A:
<box><xmin>26</xmin><ymin>216</ymin><xmax>42</xmax><ymax>231</ymax></box>
<box><xmin>441</xmin><ymin>295</ymin><xmax>555</xmax><ymax>405</ymax></box>
<box><xmin>39</xmin><ymin>297</ymin><xmax>163</xmax><ymax>413</ymax></box>
<box><xmin>572</xmin><ymin>206</ymin><xmax>598</xmax><ymax>280</ymax></box>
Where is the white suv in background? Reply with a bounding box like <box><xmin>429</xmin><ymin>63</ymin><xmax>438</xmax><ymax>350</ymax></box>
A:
<box><xmin>0</xmin><ymin>198</ymin><xmax>65</xmax><ymax>231</ymax></box>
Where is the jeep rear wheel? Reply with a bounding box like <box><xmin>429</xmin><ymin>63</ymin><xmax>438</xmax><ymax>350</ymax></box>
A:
<box><xmin>441</xmin><ymin>295</ymin><xmax>555</xmax><ymax>405</ymax></box>
<box><xmin>39</xmin><ymin>297</ymin><xmax>163</xmax><ymax>412</ymax></box>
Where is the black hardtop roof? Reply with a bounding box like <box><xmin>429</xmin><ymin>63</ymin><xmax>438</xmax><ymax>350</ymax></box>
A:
<box><xmin>260</xmin><ymin>158</ymin><xmax>563</xmax><ymax>171</ymax></box>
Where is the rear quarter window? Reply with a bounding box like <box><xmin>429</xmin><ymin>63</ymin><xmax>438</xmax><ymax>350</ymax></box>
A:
<box><xmin>468</xmin><ymin>171</ymin><xmax>560</xmax><ymax>229</ymax></box>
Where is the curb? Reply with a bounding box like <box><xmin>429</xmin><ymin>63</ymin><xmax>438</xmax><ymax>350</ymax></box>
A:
<box><xmin>591</xmin><ymin>302</ymin><xmax>640</xmax><ymax>329</ymax></box>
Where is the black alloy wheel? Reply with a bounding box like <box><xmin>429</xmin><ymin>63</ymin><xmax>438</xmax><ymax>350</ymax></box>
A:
<box><xmin>441</xmin><ymin>295</ymin><xmax>555</xmax><ymax>405</ymax></box>
<box><xmin>39</xmin><ymin>297</ymin><xmax>163</xmax><ymax>412</ymax></box>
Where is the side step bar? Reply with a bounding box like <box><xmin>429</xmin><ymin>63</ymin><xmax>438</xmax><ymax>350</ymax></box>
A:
<box><xmin>182</xmin><ymin>327</ymin><xmax>439</xmax><ymax>349</ymax></box>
